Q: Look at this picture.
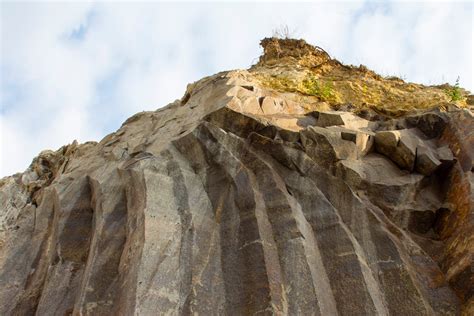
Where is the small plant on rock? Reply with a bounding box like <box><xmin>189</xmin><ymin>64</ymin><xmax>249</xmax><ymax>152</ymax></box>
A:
<box><xmin>272</xmin><ymin>24</ymin><xmax>292</xmax><ymax>39</ymax></box>
<box><xmin>301</xmin><ymin>75</ymin><xmax>337</xmax><ymax>102</ymax></box>
<box><xmin>445</xmin><ymin>76</ymin><xmax>463</xmax><ymax>102</ymax></box>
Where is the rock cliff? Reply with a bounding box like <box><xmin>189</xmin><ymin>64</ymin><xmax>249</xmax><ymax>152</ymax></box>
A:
<box><xmin>1</xmin><ymin>38</ymin><xmax>473</xmax><ymax>315</ymax></box>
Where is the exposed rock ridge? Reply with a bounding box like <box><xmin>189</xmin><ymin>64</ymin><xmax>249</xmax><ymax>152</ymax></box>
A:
<box><xmin>257</xmin><ymin>37</ymin><xmax>333</xmax><ymax>68</ymax></box>
<box><xmin>0</xmin><ymin>38</ymin><xmax>473</xmax><ymax>315</ymax></box>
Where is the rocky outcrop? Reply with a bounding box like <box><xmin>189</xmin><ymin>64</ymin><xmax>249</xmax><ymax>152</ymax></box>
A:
<box><xmin>1</xmin><ymin>38</ymin><xmax>473</xmax><ymax>315</ymax></box>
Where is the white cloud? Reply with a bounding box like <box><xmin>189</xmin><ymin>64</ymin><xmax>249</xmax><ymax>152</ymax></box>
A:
<box><xmin>1</xmin><ymin>1</ymin><xmax>472</xmax><ymax>176</ymax></box>
<box><xmin>346</xmin><ymin>1</ymin><xmax>473</xmax><ymax>86</ymax></box>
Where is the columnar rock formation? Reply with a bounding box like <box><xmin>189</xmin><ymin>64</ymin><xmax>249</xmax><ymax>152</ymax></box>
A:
<box><xmin>1</xmin><ymin>38</ymin><xmax>473</xmax><ymax>315</ymax></box>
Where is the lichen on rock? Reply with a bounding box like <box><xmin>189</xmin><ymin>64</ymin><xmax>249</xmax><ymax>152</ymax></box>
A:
<box><xmin>253</xmin><ymin>37</ymin><xmax>469</xmax><ymax>117</ymax></box>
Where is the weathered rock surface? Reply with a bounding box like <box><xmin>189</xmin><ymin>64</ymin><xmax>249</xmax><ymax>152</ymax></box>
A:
<box><xmin>1</xmin><ymin>38</ymin><xmax>473</xmax><ymax>315</ymax></box>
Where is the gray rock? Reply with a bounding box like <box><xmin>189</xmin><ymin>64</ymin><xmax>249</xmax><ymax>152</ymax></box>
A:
<box><xmin>300</xmin><ymin>126</ymin><xmax>357</xmax><ymax>167</ymax></box>
<box><xmin>416</xmin><ymin>145</ymin><xmax>442</xmax><ymax>176</ymax></box>
<box><xmin>374</xmin><ymin>129</ymin><xmax>418</xmax><ymax>171</ymax></box>
<box><xmin>316</xmin><ymin>110</ymin><xmax>374</xmax><ymax>130</ymax></box>
<box><xmin>438</xmin><ymin>145</ymin><xmax>455</xmax><ymax>165</ymax></box>
<box><xmin>406</xmin><ymin>112</ymin><xmax>448</xmax><ymax>138</ymax></box>
<box><xmin>0</xmin><ymin>56</ymin><xmax>471</xmax><ymax>315</ymax></box>
<box><xmin>328</xmin><ymin>126</ymin><xmax>374</xmax><ymax>158</ymax></box>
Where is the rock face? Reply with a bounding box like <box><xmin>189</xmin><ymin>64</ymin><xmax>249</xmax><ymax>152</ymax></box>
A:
<box><xmin>1</xmin><ymin>38</ymin><xmax>473</xmax><ymax>315</ymax></box>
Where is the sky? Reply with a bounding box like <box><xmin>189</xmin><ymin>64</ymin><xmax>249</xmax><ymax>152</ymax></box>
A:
<box><xmin>0</xmin><ymin>0</ymin><xmax>472</xmax><ymax>177</ymax></box>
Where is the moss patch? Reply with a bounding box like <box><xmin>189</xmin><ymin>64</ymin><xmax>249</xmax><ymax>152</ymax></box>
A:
<box><xmin>256</xmin><ymin>73</ymin><xmax>341</xmax><ymax>103</ymax></box>
<box><xmin>255</xmin><ymin>69</ymin><xmax>467</xmax><ymax>117</ymax></box>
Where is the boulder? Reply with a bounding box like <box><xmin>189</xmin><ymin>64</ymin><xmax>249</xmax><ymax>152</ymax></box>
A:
<box><xmin>374</xmin><ymin>129</ymin><xmax>418</xmax><ymax>171</ymax></box>
<box><xmin>300</xmin><ymin>126</ymin><xmax>357</xmax><ymax>167</ymax></box>
<box><xmin>327</xmin><ymin>126</ymin><xmax>374</xmax><ymax>158</ymax></box>
<box><xmin>415</xmin><ymin>145</ymin><xmax>441</xmax><ymax>176</ymax></box>
<box><xmin>260</xmin><ymin>96</ymin><xmax>284</xmax><ymax>114</ymax></box>
<box><xmin>316</xmin><ymin>110</ymin><xmax>374</xmax><ymax>130</ymax></box>
<box><xmin>406</xmin><ymin>112</ymin><xmax>448</xmax><ymax>138</ymax></box>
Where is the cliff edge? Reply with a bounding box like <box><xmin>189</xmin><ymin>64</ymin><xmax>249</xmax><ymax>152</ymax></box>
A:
<box><xmin>1</xmin><ymin>38</ymin><xmax>473</xmax><ymax>315</ymax></box>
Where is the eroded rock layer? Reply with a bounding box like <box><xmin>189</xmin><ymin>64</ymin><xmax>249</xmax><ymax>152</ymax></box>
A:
<box><xmin>1</xmin><ymin>38</ymin><xmax>473</xmax><ymax>315</ymax></box>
